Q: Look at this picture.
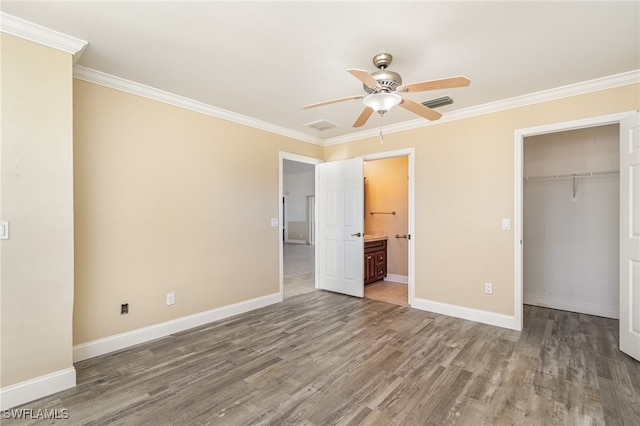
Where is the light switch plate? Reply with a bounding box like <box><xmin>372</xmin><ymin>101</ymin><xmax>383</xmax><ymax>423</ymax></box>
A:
<box><xmin>0</xmin><ymin>221</ymin><xmax>8</xmax><ymax>240</ymax></box>
<box><xmin>271</xmin><ymin>218</ymin><xmax>278</xmax><ymax>227</ymax></box>
<box><xmin>501</xmin><ymin>218</ymin><xmax>511</xmax><ymax>231</ymax></box>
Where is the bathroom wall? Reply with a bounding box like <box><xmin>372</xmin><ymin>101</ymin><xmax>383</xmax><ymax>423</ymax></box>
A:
<box><xmin>364</xmin><ymin>156</ymin><xmax>409</xmax><ymax>280</ymax></box>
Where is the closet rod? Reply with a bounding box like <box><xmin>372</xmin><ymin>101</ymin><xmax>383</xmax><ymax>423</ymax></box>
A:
<box><xmin>369</xmin><ymin>211</ymin><xmax>396</xmax><ymax>215</ymax></box>
<box><xmin>524</xmin><ymin>170</ymin><xmax>619</xmax><ymax>181</ymax></box>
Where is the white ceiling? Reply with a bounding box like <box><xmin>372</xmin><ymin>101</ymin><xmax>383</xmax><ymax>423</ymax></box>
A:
<box><xmin>2</xmin><ymin>1</ymin><xmax>639</xmax><ymax>144</ymax></box>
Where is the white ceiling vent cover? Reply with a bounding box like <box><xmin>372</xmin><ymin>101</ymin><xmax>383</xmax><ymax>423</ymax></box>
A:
<box><xmin>304</xmin><ymin>119</ymin><xmax>338</xmax><ymax>131</ymax></box>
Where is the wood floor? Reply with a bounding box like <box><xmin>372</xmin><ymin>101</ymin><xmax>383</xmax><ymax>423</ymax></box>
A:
<box><xmin>9</xmin><ymin>290</ymin><xmax>639</xmax><ymax>425</ymax></box>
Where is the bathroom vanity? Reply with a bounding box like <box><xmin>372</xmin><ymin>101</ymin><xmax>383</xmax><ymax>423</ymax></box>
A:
<box><xmin>364</xmin><ymin>236</ymin><xmax>387</xmax><ymax>285</ymax></box>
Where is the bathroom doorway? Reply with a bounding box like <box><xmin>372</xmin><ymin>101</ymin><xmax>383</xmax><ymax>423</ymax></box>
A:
<box><xmin>362</xmin><ymin>155</ymin><xmax>410</xmax><ymax>306</ymax></box>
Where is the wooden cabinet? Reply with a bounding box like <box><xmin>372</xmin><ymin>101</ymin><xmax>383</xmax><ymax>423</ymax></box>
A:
<box><xmin>364</xmin><ymin>239</ymin><xmax>387</xmax><ymax>284</ymax></box>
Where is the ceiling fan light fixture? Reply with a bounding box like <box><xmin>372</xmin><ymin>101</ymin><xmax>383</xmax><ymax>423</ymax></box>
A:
<box><xmin>363</xmin><ymin>92</ymin><xmax>402</xmax><ymax>114</ymax></box>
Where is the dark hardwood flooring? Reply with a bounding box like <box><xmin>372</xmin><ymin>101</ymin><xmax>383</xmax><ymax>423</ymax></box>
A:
<box><xmin>7</xmin><ymin>291</ymin><xmax>639</xmax><ymax>425</ymax></box>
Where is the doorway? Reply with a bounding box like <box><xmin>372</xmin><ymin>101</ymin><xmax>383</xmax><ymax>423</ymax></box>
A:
<box><xmin>280</xmin><ymin>148</ymin><xmax>415</xmax><ymax>307</ymax></box>
<box><xmin>360</xmin><ymin>148</ymin><xmax>415</xmax><ymax>306</ymax></box>
<box><xmin>514</xmin><ymin>111</ymin><xmax>635</xmax><ymax>329</ymax></box>
<box><xmin>362</xmin><ymin>156</ymin><xmax>410</xmax><ymax>306</ymax></box>
<box><xmin>280</xmin><ymin>153</ymin><xmax>321</xmax><ymax>299</ymax></box>
<box><xmin>523</xmin><ymin>124</ymin><xmax>620</xmax><ymax>318</ymax></box>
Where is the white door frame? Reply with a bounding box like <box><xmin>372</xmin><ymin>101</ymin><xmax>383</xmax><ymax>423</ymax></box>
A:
<box><xmin>306</xmin><ymin>195</ymin><xmax>315</xmax><ymax>245</ymax></box>
<box><xmin>359</xmin><ymin>148</ymin><xmax>415</xmax><ymax>306</ymax></box>
<box><xmin>279</xmin><ymin>152</ymin><xmax>322</xmax><ymax>300</ymax></box>
<box><xmin>514</xmin><ymin>111</ymin><xmax>636</xmax><ymax>330</ymax></box>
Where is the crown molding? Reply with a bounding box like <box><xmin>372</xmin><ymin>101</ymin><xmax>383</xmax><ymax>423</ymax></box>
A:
<box><xmin>3</xmin><ymin>11</ymin><xmax>637</xmax><ymax>147</ymax></box>
<box><xmin>0</xmin><ymin>12</ymin><xmax>87</xmax><ymax>60</ymax></box>
<box><xmin>73</xmin><ymin>65</ymin><xmax>324</xmax><ymax>146</ymax></box>
<box><xmin>323</xmin><ymin>69</ymin><xmax>640</xmax><ymax>146</ymax></box>
<box><xmin>73</xmin><ymin>63</ymin><xmax>638</xmax><ymax>148</ymax></box>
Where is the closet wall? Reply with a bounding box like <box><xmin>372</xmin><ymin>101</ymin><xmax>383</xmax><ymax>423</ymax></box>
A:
<box><xmin>523</xmin><ymin>124</ymin><xmax>619</xmax><ymax>318</ymax></box>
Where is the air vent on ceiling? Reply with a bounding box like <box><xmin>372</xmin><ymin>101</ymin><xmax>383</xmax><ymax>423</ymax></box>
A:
<box><xmin>304</xmin><ymin>119</ymin><xmax>338</xmax><ymax>131</ymax></box>
<box><xmin>421</xmin><ymin>96</ymin><xmax>453</xmax><ymax>109</ymax></box>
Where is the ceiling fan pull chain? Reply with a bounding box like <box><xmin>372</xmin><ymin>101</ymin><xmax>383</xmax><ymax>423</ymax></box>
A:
<box><xmin>379</xmin><ymin>113</ymin><xmax>384</xmax><ymax>144</ymax></box>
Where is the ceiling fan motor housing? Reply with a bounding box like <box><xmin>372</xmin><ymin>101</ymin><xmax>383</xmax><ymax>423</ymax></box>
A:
<box><xmin>363</xmin><ymin>53</ymin><xmax>403</xmax><ymax>94</ymax></box>
<box><xmin>364</xmin><ymin>69</ymin><xmax>403</xmax><ymax>94</ymax></box>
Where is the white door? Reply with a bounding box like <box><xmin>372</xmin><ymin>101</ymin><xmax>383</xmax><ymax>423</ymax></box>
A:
<box><xmin>316</xmin><ymin>158</ymin><xmax>364</xmax><ymax>297</ymax></box>
<box><xmin>620</xmin><ymin>112</ymin><xmax>640</xmax><ymax>362</ymax></box>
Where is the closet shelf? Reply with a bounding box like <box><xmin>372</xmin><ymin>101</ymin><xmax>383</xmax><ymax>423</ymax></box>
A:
<box><xmin>524</xmin><ymin>170</ymin><xmax>619</xmax><ymax>181</ymax></box>
<box><xmin>525</xmin><ymin>169</ymin><xmax>619</xmax><ymax>199</ymax></box>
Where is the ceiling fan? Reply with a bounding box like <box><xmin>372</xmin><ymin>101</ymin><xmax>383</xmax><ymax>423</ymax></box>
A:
<box><xmin>303</xmin><ymin>53</ymin><xmax>470</xmax><ymax>127</ymax></box>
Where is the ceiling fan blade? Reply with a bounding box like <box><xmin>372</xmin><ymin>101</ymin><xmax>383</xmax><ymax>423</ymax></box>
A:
<box><xmin>347</xmin><ymin>69</ymin><xmax>380</xmax><ymax>90</ymax></box>
<box><xmin>397</xmin><ymin>76</ymin><xmax>471</xmax><ymax>93</ymax></box>
<box><xmin>302</xmin><ymin>95</ymin><xmax>364</xmax><ymax>109</ymax></box>
<box><xmin>353</xmin><ymin>107</ymin><xmax>374</xmax><ymax>128</ymax></box>
<box><xmin>399</xmin><ymin>97</ymin><xmax>442</xmax><ymax>121</ymax></box>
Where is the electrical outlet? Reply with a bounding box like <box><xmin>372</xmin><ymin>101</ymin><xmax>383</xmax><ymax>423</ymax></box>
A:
<box><xmin>121</xmin><ymin>303</ymin><xmax>129</xmax><ymax>315</ymax></box>
<box><xmin>166</xmin><ymin>292</ymin><xmax>175</xmax><ymax>305</ymax></box>
<box><xmin>484</xmin><ymin>282</ymin><xmax>493</xmax><ymax>294</ymax></box>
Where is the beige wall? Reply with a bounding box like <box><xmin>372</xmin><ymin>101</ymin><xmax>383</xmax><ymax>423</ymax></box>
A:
<box><xmin>1</xmin><ymin>34</ymin><xmax>75</xmax><ymax>386</ymax></box>
<box><xmin>73</xmin><ymin>80</ymin><xmax>322</xmax><ymax>344</ymax></box>
<box><xmin>325</xmin><ymin>84</ymin><xmax>640</xmax><ymax>316</ymax></box>
<box><xmin>364</xmin><ymin>157</ymin><xmax>409</xmax><ymax>276</ymax></box>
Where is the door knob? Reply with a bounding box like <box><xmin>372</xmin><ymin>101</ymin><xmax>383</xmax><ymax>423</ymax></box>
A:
<box><xmin>351</xmin><ymin>232</ymin><xmax>362</xmax><ymax>237</ymax></box>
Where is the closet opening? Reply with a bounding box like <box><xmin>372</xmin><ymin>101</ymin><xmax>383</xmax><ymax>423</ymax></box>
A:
<box><xmin>523</xmin><ymin>124</ymin><xmax>620</xmax><ymax>319</ymax></box>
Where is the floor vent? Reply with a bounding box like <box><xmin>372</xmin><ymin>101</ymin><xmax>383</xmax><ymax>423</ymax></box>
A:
<box><xmin>304</xmin><ymin>119</ymin><xmax>338</xmax><ymax>131</ymax></box>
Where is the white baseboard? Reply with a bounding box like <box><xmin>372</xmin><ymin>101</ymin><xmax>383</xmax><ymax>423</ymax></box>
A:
<box><xmin>412</xmin><ymin>297</ymin><xmax>520</xmax><ymax>330</ymax></box>
<box><xmin>284</xmin><ymin>239</ymin><xmax>306</xmax><ymax>244</ymax></box>
<box><xmin>384</xmin><ymin>274</ymin><xmax>408</xmax><ymax>284</ymax></box>
<box><xmin>0</xmin><ymin>367</ymin><xmax>76</xmax><ymax>410</ymax></box>
<box><xmin>73</xmin><ymin>292</ymin><xmax>282</xmax><ymax>362</ymax></box>
<box><xmin>523</xmin><ymin>294</ymin><xmax>618</xmax><ymax>319</ymax></box>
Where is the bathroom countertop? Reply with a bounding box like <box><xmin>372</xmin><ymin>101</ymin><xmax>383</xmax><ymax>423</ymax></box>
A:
<box><xmin>364</xmin><ymin>235</ymin><xmax>388</xmax><ymax>242</ymax></box>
